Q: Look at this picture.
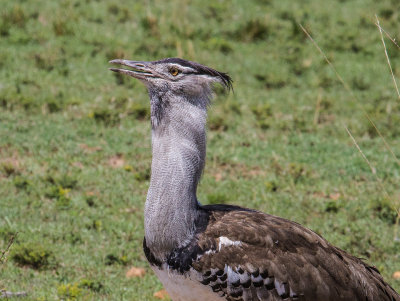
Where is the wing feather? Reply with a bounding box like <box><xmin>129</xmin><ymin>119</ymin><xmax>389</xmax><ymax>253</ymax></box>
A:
<box><xmin>187</xmin><ymin>205</ymin><xmax>400</xmax><ymax>301</ymax></box>
<box><xmin>144</xmin><ymin>204</ymin><xmax>400</xmax><ymax>301</ymax></box>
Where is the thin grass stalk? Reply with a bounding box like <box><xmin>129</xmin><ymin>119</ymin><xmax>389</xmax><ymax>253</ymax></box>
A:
<box><xmin>299</xmin><ymin>23</ymin><xmax>400</xmax><ymax>167</ymax></box>
<box><xmin>375</xmin><ymin>15</ymin><xmax>400</xmax><ymax>101</ymax></box>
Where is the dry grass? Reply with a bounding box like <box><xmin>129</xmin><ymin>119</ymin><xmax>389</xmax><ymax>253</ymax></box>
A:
<box><xmin>376</xmin><ymin>15</ymin><xmax>400</xmax><ymax>101</ymax></box>
<box><xmin>300</xmin><ymin>21</ymin><xmax>400</xmax><ymax>241</ymax></box>
<box><xmin>0</xmin><ymin>233</ymin><xmax>17</xmax><ymax>292</ymax></box>
<box><xmin>0</xmin><ymin>233</ymin><xmax>17</xmax><ymax>265</ymax></box>
<box><xmin>299</xmin><ymin>23</ymin><xmax>400</xmax><ymax>168</ymax></box>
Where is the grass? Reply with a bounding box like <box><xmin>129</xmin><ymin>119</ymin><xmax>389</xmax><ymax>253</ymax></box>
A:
<box><xmin>0</xmin><ymin>0</ymin><xmax>400</xmax><ymax>299</ymax></box>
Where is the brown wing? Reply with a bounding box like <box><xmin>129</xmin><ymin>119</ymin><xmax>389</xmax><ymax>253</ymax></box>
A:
<box><xmin>190</xmin><ymin>205</ymin><xmax>400</xmax><ymax>301</ymax></box>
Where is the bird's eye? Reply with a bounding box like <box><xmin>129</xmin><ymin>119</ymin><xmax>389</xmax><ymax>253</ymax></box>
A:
<box><xmin>169</xmin><ymin>67</ymin><xmax>180</xmax><ymax>76</ymax></box>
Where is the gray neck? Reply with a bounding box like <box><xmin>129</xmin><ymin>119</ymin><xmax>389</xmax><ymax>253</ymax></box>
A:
<box><xmin>144</xmin><ymin>92</ymin><xmax>208</xmax><ymax>259</ymax></box>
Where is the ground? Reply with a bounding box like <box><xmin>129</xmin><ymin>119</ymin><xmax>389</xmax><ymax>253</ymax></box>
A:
<box><xmin>0</xmin><ymin>0</ymin><xmax>399</xmax><ymax>300</ymax></box>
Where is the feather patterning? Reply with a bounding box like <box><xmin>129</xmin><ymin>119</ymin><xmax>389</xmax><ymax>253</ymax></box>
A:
<box><xmin>144</xmin><ymin>205</ymin><xmax>400</xmax><ymax>301</ymax></box>
<box><xmin>109</xmin><ymin>58</ymin><xmax>400</xmax><ymax>301</ymax></box>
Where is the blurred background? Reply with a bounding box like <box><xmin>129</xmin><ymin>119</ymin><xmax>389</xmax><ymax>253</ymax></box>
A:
<box><xmin>0</xmin><ymin>0</ymin><xmax>399</xmax><ymax>300</ymax></box>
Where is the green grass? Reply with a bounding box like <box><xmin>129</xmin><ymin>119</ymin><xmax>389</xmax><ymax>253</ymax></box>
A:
<box><xmin>1</xmin><ymin>0</ymin><xmax>400</xmax><ymax>299</ymax></box>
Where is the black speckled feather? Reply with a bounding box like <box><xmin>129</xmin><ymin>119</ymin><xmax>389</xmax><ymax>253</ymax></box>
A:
<box><xmin>144</xmin><ymin>204</ymin><xmax>400</xmax><ymax>301</ymax></box>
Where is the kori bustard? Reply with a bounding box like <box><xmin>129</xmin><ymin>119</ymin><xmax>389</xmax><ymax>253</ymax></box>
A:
<box><xmin>109</xmin><ymin>58</ymin><xmax>399</xmax><ymax>301</ymax></box>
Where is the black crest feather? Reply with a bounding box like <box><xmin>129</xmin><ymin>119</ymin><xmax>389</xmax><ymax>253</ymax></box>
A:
<box><xmin>156</xmin><ymin>58</ymin><xmax>233</xmax><ymax>91</ymax></box>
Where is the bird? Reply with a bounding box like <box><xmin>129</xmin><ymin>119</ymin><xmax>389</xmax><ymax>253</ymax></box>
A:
<box><xmin>109</xmin><ymin>57</ymin><xmax>400</xmax><ymax>301</ymax></box>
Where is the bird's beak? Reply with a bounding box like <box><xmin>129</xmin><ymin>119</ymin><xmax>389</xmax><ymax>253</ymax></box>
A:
<box><xmin>109</xmin><ymin>59</ymin><xmax>156</xmax><ymax>80</ymax></box>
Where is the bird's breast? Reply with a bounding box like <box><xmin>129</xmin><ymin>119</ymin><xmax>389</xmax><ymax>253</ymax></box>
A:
<box><xmin>152</xmin><ymin>264</ymin><xmax>226</xmax><ymax>301</ymax></box>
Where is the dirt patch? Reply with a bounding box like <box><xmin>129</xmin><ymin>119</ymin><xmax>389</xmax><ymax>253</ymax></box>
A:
<box><xmin>108</xmin><ymin>154</ymin><xmax>125</xmax><ymax>168</ymax></box>
<box><xmin>79</xmin><ymin>143</ymin><xmax>102</xmax><ymax>154</ymax></box>
<box><xmin>209</xmin><ymin>161</ymin><xmax>266</xmax><ymax>181</ymax></box>
<box><xmin>0</xmin><ymin>149</ymin><xmax>23</xmax><ymax>177</ymax></box>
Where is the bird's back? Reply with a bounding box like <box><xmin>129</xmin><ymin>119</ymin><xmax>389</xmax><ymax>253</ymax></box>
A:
<box><xmin>145</xmin><ymin>204</ymin><xmax>400</xmax><ymax>301</ymax></box>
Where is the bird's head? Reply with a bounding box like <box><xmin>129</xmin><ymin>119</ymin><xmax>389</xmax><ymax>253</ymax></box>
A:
<box><xmin>109</xmin><ymin>57</ymin><xmax>232</xmax><ymax>102</ymax></box>
<box><xmin>109</xmin><ymin>58</ymin><xmax>232</xmax><ymax>128</ymax></box>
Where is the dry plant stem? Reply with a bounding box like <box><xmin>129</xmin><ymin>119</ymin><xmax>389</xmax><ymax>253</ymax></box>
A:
<box><xmin>299</xmin><ymin>22</ymin><xmax>399</xmax><ymax>240</ymax></box>
<box><xmin>313</xmin><ymin>90</ymin><xmax>322</xmax><ymax>126</ymax></box>
<box><xmin>375</xmin><ymin>15</ymin><xmax>400</xmax><ymax>101</ymax></box>
<box><xmin>374</xmin><ymin>22</ymin><xmax>400</xmax><ymax>50</ymax></box>
<box><xmin>298</xmin><ymin>24</ymin><xmax>351</xmax><ymax>91</ymax></box>
<box><xmin>0</xmin><ymin>233</ymin><xmax>17</xmax><ymax>265</ymax></box>
<box><xmin>298</xmin><ymin>23</ymin><xmax>400</xmax><ymax>167</ymax></box>
<box><xmin>345</xmin><ymin>127</ymin><xmax>399</xmax><ymax>241</ymax></box>
<box><xmin>345</xmin><ymin>127</ymin><xmax>390</xmax><ymax>197</ymax></box>
<box><xmin>395</xmin><ymin>213</ymin><xmax>400</xmax><ymax>242</ymax></box>
<box><xmin>372</xmin><ymin>18</ymin><xmax>400</xmax><ymax>241</ymax></box>
<box><xmin>0</xmin><ymin>291</ymin><xmax>28</xmax><ymax>298</ymax></box>
<box><xmin>372</xmin><ymin>18</ymin><xmax>400</xmax><ymax>240</ymax></box>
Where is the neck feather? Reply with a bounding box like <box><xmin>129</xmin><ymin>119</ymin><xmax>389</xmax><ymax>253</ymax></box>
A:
<box><xmin>144</xmin><ymin>93</ymin><xmax>208</xmax><ymax>259</ymax></box>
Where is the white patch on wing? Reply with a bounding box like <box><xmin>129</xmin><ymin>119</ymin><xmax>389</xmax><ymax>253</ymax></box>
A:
<box><xmin>237</xmin><ymin>269</ymin><xmax>250</xmax><ymax>283</ymax></box>
<box><xmin>218</xmin><ymin>236</ymin><xmax>242</xmax><ymax>251</ymax></box>
<box><xmin>205</xmin><ymin>249</ymin><xmax>215</xmax><ymax>255</ymax></box>
<box><xmin>275</xmin><ymin>279</ymin><xmax>285</xmax><ymax>296</ymax></box>
<box><xmin>226</xmin><ymin>266</ymin><xmax>240</xmax><ymax>283</ymax></box>
<box><xmin>251</xmin><ymin>274</ymin><xmax>263</xmax><ymax>283</ymax></box>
